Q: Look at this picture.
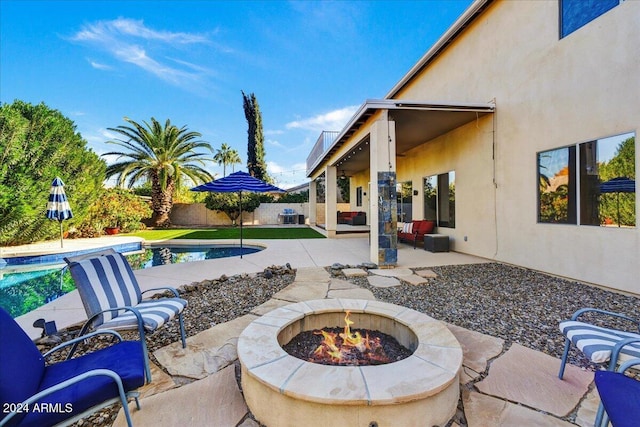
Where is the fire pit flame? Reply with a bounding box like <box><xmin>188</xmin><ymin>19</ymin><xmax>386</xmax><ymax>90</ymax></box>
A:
<box><xmin>311</xmin><ymin>311</ymin><xmax>392</xmax><ymax>365</ymax></box>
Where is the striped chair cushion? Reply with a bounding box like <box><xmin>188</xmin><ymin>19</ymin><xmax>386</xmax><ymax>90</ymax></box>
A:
<box><xmin>560</xmin><ymin>320</ymin><xmax>640</xmax><ymax>363</ymax></box>
<box><xmin>68</xmin><ymin>252</ymin><xmax>143</xmax><ymax>326</ymax></box>
<box><xmin>98</xmin><ymin>298</ymin><xmax>187</xmax><ymax>332</ymax></box>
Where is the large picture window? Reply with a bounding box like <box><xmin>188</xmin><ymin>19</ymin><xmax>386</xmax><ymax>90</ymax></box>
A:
<box><xmin>560</xmin><ymin>0</ymin><xmax>620</xmax><ymax>38</ymax></box>
<box><xmin>397</xmin><ymin>181</ymin><xmax>412</xmax><ymax>222</ymax></box>
<box><xmin>423</xmin><ymin>171</ymin><xmax>455</xmax><ymax>228</ymax></box>
<box><xmin>538</xmin><ymin>132</ymin><xmax>635</xmax><ymax>227</ymax></box>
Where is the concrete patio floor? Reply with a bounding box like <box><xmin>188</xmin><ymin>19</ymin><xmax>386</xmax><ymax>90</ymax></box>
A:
<box><xmin>4</xmin><ymin>235</ymin><xmax>601</xmax><ymax>426</ymax></box>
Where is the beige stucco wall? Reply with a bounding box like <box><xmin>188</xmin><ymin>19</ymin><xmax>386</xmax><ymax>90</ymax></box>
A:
<box><xmin>170</xmin><ymin>203</ymin><xmax>309</xmax><ymax>226</ymax></box>
<box><xmin>391</xmin><ymin>0</ymin><xmax>639</xmax><ymax>294</ymax></box>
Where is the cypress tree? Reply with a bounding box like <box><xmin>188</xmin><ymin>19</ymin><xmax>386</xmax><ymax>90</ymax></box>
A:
<box><xmin>242</xmin><ymin>91</ymin><xmax>270</xmax><ymax>181</ymax></box>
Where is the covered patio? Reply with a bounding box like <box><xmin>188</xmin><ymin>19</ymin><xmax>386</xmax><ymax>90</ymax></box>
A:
<box><xmin>306</xmin><ymin>99</ymin><xmax>495</xmax><ymax>266</ymax></box>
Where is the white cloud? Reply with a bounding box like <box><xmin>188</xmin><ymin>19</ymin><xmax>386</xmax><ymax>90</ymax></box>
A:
<box><xmin>69</xmin><ymin>18</ymin><xmax>214</xmax><ymax>89</ymax></box>
<box><xmin>266</xmin><ymin>138</ymin><xmax>284</xmax><ymax>148</ymax></box>
<box><xmin>286</xmin><ymin>105</ymin><xmax>359</xmax><ymax>132</ymax></box>
<box><xmin>88</xmin><ymin>59</ymin><xmax>112</xmax><ymax>70</ymax></box>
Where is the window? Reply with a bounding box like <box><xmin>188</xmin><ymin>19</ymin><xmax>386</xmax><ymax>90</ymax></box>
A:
<box><xmin>356</xmin><ymin>186</ymin><xmax>363</xmax><ymax>207</ymax></box>
<box><xmin>423</xmin><ymin>171</ymin><xmax>455</xmax><ymax>228</ymax></box>
<box><xmin>560</xmin><ymin>0</ymin><xmax>621</xmax><ymax>38</ymax></box>
<box><xmin>397</xmin><ymin>181</ymin><xmax>412</xmax><ymax>222</ymax></box>
<box><xmin>538</xmin><ymin>132</ymin><xmax>635</xmax><ymax>227</ymax></box>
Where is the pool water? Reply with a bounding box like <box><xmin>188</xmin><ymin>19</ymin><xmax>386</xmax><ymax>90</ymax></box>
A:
<box><xmin>0</xmin><ymin>245</ymin><xmax>262</xmax><ymax>318</ymax></box>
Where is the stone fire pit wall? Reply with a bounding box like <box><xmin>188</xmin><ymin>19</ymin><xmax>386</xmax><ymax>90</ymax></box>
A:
<box><xmin>237</xmin><ymin>299</ymin><xmax>463</xmax><ymax>427</ymax></box>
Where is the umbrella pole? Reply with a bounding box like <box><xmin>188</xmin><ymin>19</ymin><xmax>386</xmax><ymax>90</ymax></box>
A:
<box><xmin>239</xmin><ymin>190</ymin><xmax>243</xmax><ymax>259</ymax></box>
<box><xmin>60</xmin><ymin>221</ymin><xmax>64</xmax><ymax>248</ymax></box>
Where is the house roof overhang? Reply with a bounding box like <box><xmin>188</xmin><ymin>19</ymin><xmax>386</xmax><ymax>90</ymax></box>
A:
<box><xmin>307</xmin><ymin>99</ymin><xmax>495</xmax><ymax>178</ymax></box>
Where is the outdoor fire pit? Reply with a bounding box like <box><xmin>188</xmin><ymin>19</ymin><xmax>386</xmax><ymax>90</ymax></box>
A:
<box><xmin>237</xmin><ymin>299</ymin><xmax>463</xmax><ymax>427</ymax></box>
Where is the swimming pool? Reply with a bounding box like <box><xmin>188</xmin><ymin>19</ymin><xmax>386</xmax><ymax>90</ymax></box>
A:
<box><xmin>0</xmin><ymin>244</ymin><xmax>263</xmax><ymax>318</ymax></box>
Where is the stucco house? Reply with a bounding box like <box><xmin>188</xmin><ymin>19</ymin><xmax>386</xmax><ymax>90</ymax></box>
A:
<box><xmin>306</xmin><ymin>0</ymin><xmax>638</xmax><ymax>295</ymax></box>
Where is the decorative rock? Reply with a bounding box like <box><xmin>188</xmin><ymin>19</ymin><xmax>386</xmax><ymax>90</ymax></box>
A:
<box><xmin>359</xmin><ymin>262</ymin><xmax>378</xmax><ymax>269</ymax></box>
<box><xmin>263</xmin><ymin>269</ymin><xmax>273</xmax><ymax>279</ymax></box>
<box><xmin>331</xmin><ymin>262</ymin><xmax>345</xmax><ymax>270</ymax></box>
<box><xmin>367</xmin><ymin>275</ymin><xmax>401</xmax><ymax>288</ymax></box>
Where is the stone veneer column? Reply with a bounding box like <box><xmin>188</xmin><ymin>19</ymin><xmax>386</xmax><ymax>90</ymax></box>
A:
<box><xmin>324</xmin><ymin>165</ymin><xmax>338</xmax><ymax>237</ymax></box>
<box><xmin>369</xmin><ymin>114</ymin><xmax>397</xmax><ymax>267</ymax></box>
<box><xmin>308</xmin><ymin>180</ymin><xmax>317</xmax><ymax>226</ymax></box>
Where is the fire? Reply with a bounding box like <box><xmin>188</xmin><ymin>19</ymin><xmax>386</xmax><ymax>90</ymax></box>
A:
<box><xmin>311</xmin><ymin>311</ymin><xmax>391</xmax><ymax>365</ymax></box>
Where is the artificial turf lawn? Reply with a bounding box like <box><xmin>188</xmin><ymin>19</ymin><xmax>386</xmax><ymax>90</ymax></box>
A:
<box><xmin>126</xmin><ymin>227</ymin><xmax>325</xmax><ymax>240</ymax></box>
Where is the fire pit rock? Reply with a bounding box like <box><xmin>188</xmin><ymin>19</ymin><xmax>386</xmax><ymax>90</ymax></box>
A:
<box><xmin>237</xmin><ymin>298</ymin><xmax>463</xmax><ymax>427</ymax></box>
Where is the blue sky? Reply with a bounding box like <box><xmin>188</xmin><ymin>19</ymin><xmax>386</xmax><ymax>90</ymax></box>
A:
<box><xmin>1</xmin><ymin>0</ymin><xmax>472</xmax><ymax>188</ymax></box>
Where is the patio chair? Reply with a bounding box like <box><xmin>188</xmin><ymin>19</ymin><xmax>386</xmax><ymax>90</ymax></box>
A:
<box><xmin>0</xmin><ymin>307</ymin><xmax>147</xmax><ymax>427</ymax></box>
<box><xmin>558</xmin><ymin>308</ymin><xmax>640</xmax><ymax>380</ymax></box>
<box><xmin>594</xmin><ymin>358</ymin><xmax>640</xmax><ymax>427</ymax></box>
<box><xmin>64</xmin><ymin>249</ymin><xmax>188</xmax><ymax>361</ymax></box>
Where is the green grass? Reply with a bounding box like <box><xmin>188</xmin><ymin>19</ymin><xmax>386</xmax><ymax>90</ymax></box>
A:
<box><xmin>125</xmin><ymin>227</ymin><xmax>325</xmax><ymax>240</ymax></box>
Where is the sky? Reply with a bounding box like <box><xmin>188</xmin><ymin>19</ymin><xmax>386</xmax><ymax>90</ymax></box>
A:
<box><xmin>1</xmin><ymin>0</ymin><xmax>473</xmax><ymax>189</ymax></box>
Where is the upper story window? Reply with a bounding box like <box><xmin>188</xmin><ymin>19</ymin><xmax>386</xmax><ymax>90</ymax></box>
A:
<box><xmin>560</xmin><ymin>0</ymin><xmax>621</xmax><ymax>38</ymax></box>
<box><xmin>538</xmin><ymin>132</ymin><xmax>636</xmax><ymax>227</ymax></box>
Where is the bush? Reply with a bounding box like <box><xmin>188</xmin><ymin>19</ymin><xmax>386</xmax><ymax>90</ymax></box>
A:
<box><xmin>82</xmin><ymin>188</ymin><xmax>152</xmax><ymax>234</ymax></box>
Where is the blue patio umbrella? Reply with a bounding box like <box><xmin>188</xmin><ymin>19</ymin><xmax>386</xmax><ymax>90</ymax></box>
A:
<box><xmin>46</xmin><ymin>177</ymin><xmax>73</xmax><ymax>247</ymax></box>
<box><xmin>599</xmin><ymin>177</ymin><xmax>635</xmax><ymax>227</ymax></box>
<box><xmin>191</xmin><ymin>171</ymin><xmax>285</xmax><ymax>258</ymax></box>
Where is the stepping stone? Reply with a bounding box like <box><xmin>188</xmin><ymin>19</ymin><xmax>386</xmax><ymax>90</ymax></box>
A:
<box><xmin>250</xmin><ymin>298</ymin><xmax>292</xmax><ymax>316</ymax></box>
<box><xmin>369</xmin><ymin>268</ymin><xmax>414</xmax><ymax>277</ymax></box>
<box><xmin>328</xmin><ymin>288</ymin><xmax>376</xmax><ymax>300</ymax></box>
<box><xmin>154</xmin><ymin>314</ymin><xmax>258</xmax><ymax>380</ymax></box>
<box><xmin>367</xmin><ymin>275</ymin><xmax>401</xmax><ymax>288</ymax></box>
<box><xmin>329</xmin><ymin>278</ymin><xmax>360</xmax><ymax>290</ymax></box>
<box><xmin>272</xmin><ymin>282</ymin><xmax>329</xmax><ymax>302</ymax></box>
<box><xmin>415</xmin><ymin>269</ymin><xmax>438</xmax><ymax>278</ymax></box>
<box><xmin>401</xmin><ymin>274</ymin><xmax>430</xmax><ymax>285</ymax></box>
<box><xmin>445</xmin><ymin>323</ymin><xmax>504</xmax><ymax>374</ymax></box>
<box><xmin>295</xmin><ymin>267</ymin><xmax>331</xmax><ymax>282</ymax></box>
<box><xmin>342</xmin><ymin>268</ymin><xmax>368</xmax><ymax>278</ymax></box>
<box><xmin>463</xmin><ymin>390</ymin><xmax>575</xmax><ymax>427</ymax></box>
<box><xmin>139</xmin><ymin>362</ymin><xmax>177</xmax><ymax>398</ymax></box>
<box><xmin>114</xmin><ymin>365</ymin><xmax>247</xmax><ymax>427</ymax></box>
<box><xmin>476</xmin><ymin>343</ymin><xmax>593</xmax><ymax>417</ymax></box>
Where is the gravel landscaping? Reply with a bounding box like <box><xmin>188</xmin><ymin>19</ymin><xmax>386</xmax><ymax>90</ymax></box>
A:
<box><xmin>35</xmin><ymin>261</ymin><xmax>639</xmax><ymax>426</ymax></box>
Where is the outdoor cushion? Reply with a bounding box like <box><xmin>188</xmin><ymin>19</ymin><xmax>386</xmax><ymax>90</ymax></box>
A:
<box><xmin>595</xmin><ymin>370</ymin><xmax>640</xmax><ymax>427</ymax></box>
<box><xmin>559</xmin><ymin>320</ymin><xmax>640</xmax><ymax>363</ymax></box>
<box><xmin>19</xmin><ymin>342</ymin><xmax>145</xmax><ymax>427</ymax></box>
<box><xmin>402</xmin><ymin>222</ymin><xmax>413</xmax><ymax>233</ymax></box>
<box><xmin>101</xmin><ymin>299</ymin><xmax>187</xmax><ymax>331</ymax></box>
<box><xmin>67</xmin><ymin>251</ymin><xmax>187</xmax><ymax>333</ymax></box>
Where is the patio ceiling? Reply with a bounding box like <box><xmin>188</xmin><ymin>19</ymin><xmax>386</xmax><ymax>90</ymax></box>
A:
<box><xmin>315</xmin><ymin>100</ymin><xmax>495</xmax><ymax>177</ymax></box>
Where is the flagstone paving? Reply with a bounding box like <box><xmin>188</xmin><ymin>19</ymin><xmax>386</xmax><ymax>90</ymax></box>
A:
<box><xmin>369</xmin><ymin>267</ymin><xmax>414</xmax><ymax>277</ymax></box>
<box><xmin>118</xmin><ymin>266</ymin><xmax>600</xmax><ymax>427</ymax></box>
<box><xmin>475</xmin><ymin>343</ymin><xmax>593</xmax><ymax>417</ymax></box>
<box><xmin>399</xmin><ymin>273</ymin><xmax>431</xmax><ymax>285</ymax></box>
<box><xmin>113</xmin><ymin>365</ymin><xmax>247</xmax><ymax>427</ymax></box>
<box><xmin>416</xmin><ymin>269</ymin><xmax>438</xmax><ymax>278</ymax></box>
<box><xmin>367</xmin><ymin>275</ymin><xmax>402</xmax><ymax>288</ymax></box>
<box><xmin>341</xmin><ymin>267</ymin><xmax>368</xmax><ymax>278</ymax></box>
<box><xmin>463</xmin><ymin>391</ymin><xmax>576</xmax><ymax>427</ymax></box>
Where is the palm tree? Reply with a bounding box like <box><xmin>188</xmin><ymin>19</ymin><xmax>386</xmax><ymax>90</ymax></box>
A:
<box><xmin>104</xmin><ymin>117</ymin><xmax>214</xmax><ymax>226</ymax></box>
<box><xmin>213</xmin><ymin>143</ymin><xmax>242</xmax><ymax>176</ymax></box>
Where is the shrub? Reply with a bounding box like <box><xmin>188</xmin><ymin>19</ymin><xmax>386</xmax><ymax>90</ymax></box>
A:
<box><xmin>83</xmin><ymin>188</ymin><xmax>152</xmax><ymax>233</ymax></box>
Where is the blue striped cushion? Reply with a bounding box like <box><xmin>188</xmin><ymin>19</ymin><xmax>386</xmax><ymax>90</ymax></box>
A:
<box><xmin>98</xmin><ymin>299</ymin><xmax>187</xmax><ymax>332</ymax></box>
<box><xmin>68</xmin><ymin>253</ymin><xmax>142</xmax><ymax>327</ymax></box>
<box><xmin>560</xmin><ymin>320</ymin><xmax>640</xmax><ymax>363</ymax></box>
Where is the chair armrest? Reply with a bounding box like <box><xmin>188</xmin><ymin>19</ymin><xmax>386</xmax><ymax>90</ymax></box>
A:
<box><xmin>141</xmin><ymin>286</ymin><xmax>180</xmax><ymax>298</ymax></box>
<box><xmin>571</xmin><ymin>308</ymin><xmax>640</xmax><ymax>328</ymax></box>
<box><xmin>617</xmin><ymin>358</ymin><xmax>640</xmax><ymax>373</ymax></box>
<box><xmin>0</xmin><ymin>369</ymin><xmax>128</xmax><ymax>427</ymax></box>
<box><xmin>43</xmin><ymin>330</ymin><xmax>123</xmax><ymax>359</ymax></box>
<box><xmin>70</xmin><ymin>307</ymin><xmax>145</xmax><ymax>360</ymax></box>
<box><xmin>609</xmin><ymin>337</ymin><xmax>640</xmax><ymax>370</ymax></box>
